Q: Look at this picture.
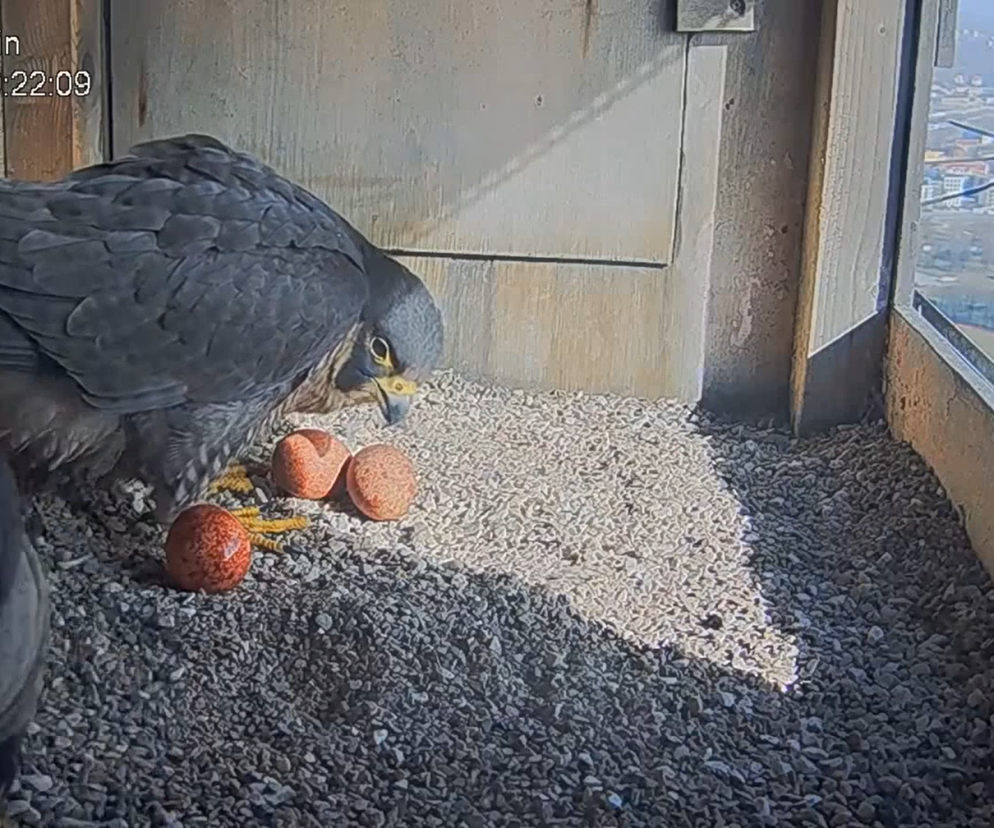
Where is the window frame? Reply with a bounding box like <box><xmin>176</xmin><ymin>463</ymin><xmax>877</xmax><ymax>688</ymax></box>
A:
<box><xmin>891</xmin><ymin>0</ymin><xmax>994</xmax><ymax>405</ymax></box>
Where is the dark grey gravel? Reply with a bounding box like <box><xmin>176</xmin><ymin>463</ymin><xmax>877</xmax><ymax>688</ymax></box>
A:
<box><xmin>7</xmin><ymin>372</ymin><xmax>994</xmax><ymax>827</ymax></box>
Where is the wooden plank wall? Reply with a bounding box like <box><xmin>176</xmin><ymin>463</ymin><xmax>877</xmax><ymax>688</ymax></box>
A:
<box><xmin>790</xmin><ymin>0</ymin><xmax>907</xmax><ymax>434</ymax></box>
<box><xmin>0</xmin><ymin>0</ymin><xmax>823</xmax><ymax>412</ymax></box>
<box><xmin>398</xmin><ymin>42</ymin><xmax>729</xmax><ymax>400</ymax></box>
<box><xmin>106</xmin><ymin>0</ymin><xmax>721</xmax><ymax>402</ymax></box>
<box><xmin>108</xmin><ymin>0</ymin><xmax>687</xmax><ymax>266</ymax></box>
<box><xmin>1</xmin><ymin>0</ymin><xmax>107</xmax><ymax>180</ymax></box>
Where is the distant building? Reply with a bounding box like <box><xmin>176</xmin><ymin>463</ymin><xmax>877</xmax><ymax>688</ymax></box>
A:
<box><xmin>942</xmin><ymin>174</ymin><xmax>969</xmax><ymax>208</ymax></box>
<box><xmin>953</xmin><ymin>137</ymin><xmax>982</xmax><ymax>156</ymax></box>
<box><xmin>946</xmin><ymin>161</ymin><xmax>988</xmax><ymax>176</ymax></box>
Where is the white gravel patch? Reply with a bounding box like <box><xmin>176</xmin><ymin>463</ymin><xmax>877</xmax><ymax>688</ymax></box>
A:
<box><xmin>294</xmin><ymin>372</ymin><xmax>798</xmax><ymax>690</ymax></box>
<box><xmin>6</xmin><ymin>370</ymin><xmax>994</xmax><ymax>828</ymax></box>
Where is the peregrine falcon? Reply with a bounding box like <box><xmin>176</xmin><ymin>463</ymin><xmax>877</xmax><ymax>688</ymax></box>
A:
<box><xmin>0</xmin><ymin>134</ymin><xmax>444</xmax><ymax>526</ymax></box>
<box><xmin>0</xmin><ymin>454</ymin><xmax>49</xmax><ymax>809</ymax></box>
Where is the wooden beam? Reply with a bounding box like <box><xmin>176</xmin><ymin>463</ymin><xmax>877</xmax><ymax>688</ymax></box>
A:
<box><xmin>790</xmin><ymin>0</ymin><xmax>908</xmax><ymax>435</ymax></box>
<box><xmin>934</xmin><ymin>0</ymin><xmax>958</xmax><ymax>69</ymax></box>
<box><xmin>893</xmin><ymin>0</ymin><xmax>942</xmax><ymax>309</ymax></box>
<box><xmin>1</xmin><ymin>0</ymin><xmax>107</xmax><ymax>180</ymax></box>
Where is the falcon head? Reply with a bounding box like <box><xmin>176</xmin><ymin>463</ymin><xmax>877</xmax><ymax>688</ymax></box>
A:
<box><xmin>333</xmin><ymin>251</ymin><xmax>444</xmax><ymax>425</ymax></box>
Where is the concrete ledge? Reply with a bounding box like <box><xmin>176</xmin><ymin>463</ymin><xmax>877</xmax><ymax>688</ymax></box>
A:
<box><xmin>886</xmin><ymin>308</ymin><xmax>994</xmax><ymax>576</ymax></box>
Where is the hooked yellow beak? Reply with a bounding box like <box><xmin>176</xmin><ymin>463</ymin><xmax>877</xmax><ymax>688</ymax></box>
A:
<box><xmin>371</xmin><ymin>376</ymin><xmax>418</xmax><ymax>425</ymax></box>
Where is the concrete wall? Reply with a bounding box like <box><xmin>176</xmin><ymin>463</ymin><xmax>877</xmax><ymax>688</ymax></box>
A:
<box><xmin>886</xmin><ymin>311</ymin><xmax>994</xmax><ymax>576</ymax></box>
<box><xmin>702</xmin><ymin>0</ymin><xmax>822</xmax><ymax>418</ymax></box>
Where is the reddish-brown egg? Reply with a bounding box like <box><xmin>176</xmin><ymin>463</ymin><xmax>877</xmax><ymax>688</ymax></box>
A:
<box><xmin>346</xmin><ymin>444</ymin><xmax>418</xmax><ymax>521</ymax></box>
<box><xmin>165</xmin><ymin>504</ymin><xmax>252</xmax><ymax>593</ymax></box>
<box><xmin>271</xmin><ymin>428</ymin><xmax>351</xmax><ymax>499</ymax></box>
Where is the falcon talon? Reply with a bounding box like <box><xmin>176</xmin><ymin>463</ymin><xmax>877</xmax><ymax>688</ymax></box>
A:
<box><xmin>248</xmin><ymin>533</ymin><xmax>286</xmax><ymax>553</ymax></box>
<box><xmin>240</xmin><ymin>515</ymin><xmax>310</xmax><ymax>535</ymax></box>
<box><xmin>210</xmin><ymin>476</ymin><xmax>254</xmax><ymax>494</ymax></box>
<box><xmin>208</xmin><ymin>466</ymin><xmax>255</xmax><ymax>495</ymax></box>
<box><xmin>0</xmin><ymin>131</ymin><xmax>442</xmax><ymax>563</ymax></box>
<box><xmin>230</xmin><ymin>506</ymin><xmax>308</xmax><ymax>552</ymax></box>
<box><xmin>229</xmin><ymin>505</ymin><xmax>303</xmax><ymax>533</ymax></box>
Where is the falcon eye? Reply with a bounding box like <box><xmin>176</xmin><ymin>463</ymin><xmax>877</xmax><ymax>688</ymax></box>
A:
<box><xmin>369</xmin><ymin>336</ymin><xmax>391</xmax><ymax>365</ymax></box>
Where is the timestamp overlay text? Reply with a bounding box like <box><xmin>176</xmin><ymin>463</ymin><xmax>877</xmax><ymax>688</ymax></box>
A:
<box><xmin>2</xmin><ymin>30</ymin><xmax>93</xmax><ymax>98</ymax></box>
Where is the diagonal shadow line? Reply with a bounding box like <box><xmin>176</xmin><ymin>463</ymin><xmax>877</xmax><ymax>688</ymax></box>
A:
<box><xmin>392</xmin><ymin>46</ymin><xmax>684</xmax><ymax>252</ymax></box>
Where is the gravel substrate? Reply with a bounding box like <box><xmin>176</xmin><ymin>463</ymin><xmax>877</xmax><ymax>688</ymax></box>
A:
<box><xmin>6</xmin><ymin>371</ymin><xmax>994</xmax><ymax>827</ymax></box>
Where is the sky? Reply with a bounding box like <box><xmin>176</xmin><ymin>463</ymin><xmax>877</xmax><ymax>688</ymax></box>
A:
<box><xmin>961</xmin><ymin>0</ymin><xmax>994</xmax><ymax>33</ymax></box>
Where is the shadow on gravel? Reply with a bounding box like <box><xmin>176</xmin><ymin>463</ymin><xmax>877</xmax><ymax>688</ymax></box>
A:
<box><xmin>23</xmin><ymin>521</ymin><xmax>790</xmax><ymax>828</ymax></box>
<box><xmin>699</xmin><ymin>414</ymin><xmax>994</xmax><ymax>827</ymax></box>
<box><xmin>11</xmin><ymin>414</ymin><xmax>994</xmax><ymax>828</ymax></box>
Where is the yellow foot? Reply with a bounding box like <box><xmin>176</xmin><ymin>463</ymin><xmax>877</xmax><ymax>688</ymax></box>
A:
<box><xmin>209</xmin><ymin>463</ymin><xmax>255</xmax><ymax>495</ymax></box>
<box><xmin>229</xmin><ymin>506</ymin><xmax>309</xmax><ymax>553</ymax></box>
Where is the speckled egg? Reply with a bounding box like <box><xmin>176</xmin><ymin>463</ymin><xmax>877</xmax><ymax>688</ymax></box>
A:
<box><xmin>346</xmin><ymin>444</ymin><xmax>418</xmax><ymax>521</ymax></box>
<box><xmin>271</xmin><ymin>428</ymin><xmax>351</xmax><ymax>499</ymax></box>
<box><xmin>165</xmin><ymin>504</ymin><xmax>252</xmax><ymax>593</ymax></box>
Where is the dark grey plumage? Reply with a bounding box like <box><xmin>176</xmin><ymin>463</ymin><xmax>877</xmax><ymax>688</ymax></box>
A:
<box><xmin>0</xmin><ymin>454</ymin><xmax>49</xmax><ymax>808</ymax></box>
<box><xmin>0</xmin><ymin>134</ymin><xmax>444</xmax><ymax>523</ymax></box>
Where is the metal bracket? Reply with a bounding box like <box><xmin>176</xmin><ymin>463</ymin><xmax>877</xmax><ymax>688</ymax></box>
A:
<box><xmin>676</xmin><ymin>0</ymin><xmax>756</xmax><ymax>33</ymax></box>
